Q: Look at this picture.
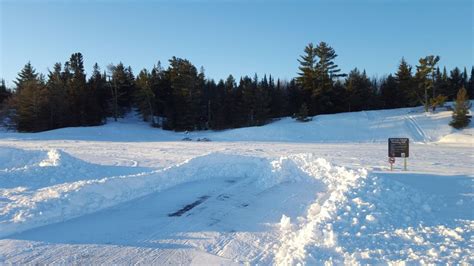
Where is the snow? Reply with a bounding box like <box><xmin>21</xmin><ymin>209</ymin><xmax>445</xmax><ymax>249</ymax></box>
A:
<box><xmin>0</xmin><ymin>106</ymin><xmax>473</xmax><ymax>264</ymax></box>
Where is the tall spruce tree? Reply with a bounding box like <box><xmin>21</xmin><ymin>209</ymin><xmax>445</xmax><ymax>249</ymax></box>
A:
<box><xmin>395</xmin><ymin>58</ymin><xmax>414</xmax><ymax>107</ymax></box>
<box><xmin>14</xmin><ymin>62</ymin><xmax>39</xmax><ymax>93</ymax></box>
<box><xmin>13</xmin><ymin>63</ymin><xmax>49</xmax><ymax>131</ymax></box>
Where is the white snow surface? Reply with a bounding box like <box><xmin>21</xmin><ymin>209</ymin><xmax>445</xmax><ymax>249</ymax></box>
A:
<box><xmin>0</xmin><ymin>106</ymin><xmax>473</xmax><ymax>264</ymax></box>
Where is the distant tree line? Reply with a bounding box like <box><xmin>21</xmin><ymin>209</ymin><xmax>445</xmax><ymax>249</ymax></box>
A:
<box><xmin>0</xmin><ymin>43</ymin><xmax>472</xmax><ymax>132</ymax></box>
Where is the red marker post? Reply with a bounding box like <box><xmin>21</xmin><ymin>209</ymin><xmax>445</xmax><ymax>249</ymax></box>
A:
<box><xmin>389</xmin><ymin>157</ymin><xmax>395</xmax><ymax>171</ymax></box>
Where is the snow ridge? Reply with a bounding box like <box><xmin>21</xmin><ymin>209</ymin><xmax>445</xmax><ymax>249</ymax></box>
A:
<box><xmin>0</xmin><ymin>150</ymin><xmax>317</xmax><ymax>238</ymax></box>
<box><xmin>273</xmin><ymin>154</ymin><xmax>367</xmax><ymax>265</ymax></box>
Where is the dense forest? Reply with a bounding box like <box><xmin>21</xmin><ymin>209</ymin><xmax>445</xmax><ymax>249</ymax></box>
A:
<box><xmin>0</xmin><ymin>42</ymin><xmax>472</xmax><ymax>132</ymax></box>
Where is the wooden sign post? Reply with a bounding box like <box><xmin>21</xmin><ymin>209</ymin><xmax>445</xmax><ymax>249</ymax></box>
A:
<box><xmin>388</xmin><ymin>138</ymin><xmax>409</xmax><ymax>171</ymax></box>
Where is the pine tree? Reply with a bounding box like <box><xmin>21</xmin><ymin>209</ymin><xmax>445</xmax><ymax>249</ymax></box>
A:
<box><xmin>135</xmin><ymin>69</ymin><xmax>156</xmax><ymax>125</ymax></box>
<box><xmin>434</xmin><ymin>66</ymin><xmax>450</xmax><ymax>103</ymax></box>
<box><xmin>345</xmin><ymin>68</ymin><xmax>374</xmax><ymax>111</ymax></box>
<box><xmin>150</xmin><ymin>61</ymin><xmax>169</xmax><ymax>121</ymax></box>
<box><xmin>314</xmin><ymin>42</ymin><xmax>346</xmax><ymax>80</ymax></box>
<box><xmin>223</xmin><ymin>74</ymin><xmax>238</xmax><ymax>128</ymax></box>
<box><xmin>448</xmin><ymin>67</ymin><xmax>464</xmax><ymax>100</ymax></box>
<box><xmin>0</xmin><ymin>79</ymin><xmax>11</xmax><ymax>107</ymax></box>
<box><xmin>254</xmin><ymin>75</ymin><xmax>271</xmax><ymax>125</ymax></box>
<box><xmin>415</xmin><ymin>55</ymin><xmax>440</xmax><ymax>111</ymax></box>
<box><xmin>87</xmin><ymin>63</ymin><xmax>108</xmax><ymax>123</ymax></box>
<box><xmin>14</xmin><ymin>62</ymin><xmax>39</xmax><ymax>93</ymax></box>
<box><xmin>46</xmin><ymin>63</ymin><xmax>69</xmax><ymax>128</ymax></box>
<box><xmin>296</xmin><ymin>43</ymin><xmax>317</xmax><ymax>93</ymax></box>
<box><xmin>287</xmin><ymin>79</ymin><xmax>304</xmax><ymax>116</ymax></box>
<box><xmin>380</xmin><ymin>75</ymin><xmax>399</xmax><ymax>108</ymax></box>
<box><xmin>13</xmin><ymin>63</ymin><xmax>49</xmax><ymax>132</ymax></box>
<box><xmin>109</xmin><ymin>63</ymin><xmax>136</xmax><ymax>119</ymax></box>
<box><xmin>395</xmin><ymin>58</ymin><xmax>414</xmax><ymax>107</ymax></box>
<box><xmin>450</xmin><ymin>87</ymin><xmax>471</xmax><ymax>129</ymax></box>
<box><xmin>166</xmin><ymin>57</ymin><xmax>201</xmax><ymax>130</ymax></box>
<box><xmin>313</xmin><ymin>42</ymin><xmax>345</xmax><ymax>114</ymax></box>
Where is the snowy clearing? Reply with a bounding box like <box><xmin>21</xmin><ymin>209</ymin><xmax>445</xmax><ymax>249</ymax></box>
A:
<box><xmin>0</xmin><ymin>106</ymin><xmax>473</xmax><ymax>264</ymax></box>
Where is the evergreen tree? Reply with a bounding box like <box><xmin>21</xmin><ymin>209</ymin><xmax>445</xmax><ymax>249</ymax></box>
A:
<box><xmin>380</xmin><ymin>75</ymin><xmax>399</xmax><ymax>108</ymax></box>
<box><xmin>345</xmin><ymin>68</ymin><xmax>374</xmax><ymax>111</ymax></box>
<box><xmin>223</xmin><ymin>74</ymin><xmax>238</xmax><ymax>127</ymax></box>
<box><xmin>65</xmin><ymin>53</ymin><xmax>102</xmax><ymax>126</ymax></box>
<box><xmin>434</xmin><ymin>67</ymin><xmax>450</xmax><ymax>102</ymax></box>
<box><xmin>415</xmin><ymin>55</ymin><xmax>440</xmax><ymax>111</ymax></box>
<box><xmin>135</xmin><ymin>69</ymin><xmax>156</xmax><ymax>125</ymax></box>
<box><xmin>287</xmin><ymin>79</ymin><xmax>304</xmax><ymax>116</ymax></box>
<box><xmin>0</xmin><ymin>79</ymin><xmax>11</xmax><ymax>107</ymax></box>
<box><xmin>296</xmin><ymin>43</ymin><xmax>317</xmax><ymax>95</ymax></box>
<box><xmin>87</xmin><ymin>63</ymin><xmax>108</xmax><ymax>123</ymax></box>
<box><xmin>395</xmin><ymin>58</ymin><xmax>414</xmax><ymax>107</ymax></box>
<box><xmin>313</xmin><ymin>42</ymin><xmax>345</xmax><ymax>114</ymax></box>
<box><xmin>255</xmin><ymin>75</ymin><xmax>271</xmax><ymax>125</ymax></box>
<box><xmin>448</xmin><ymin>67</ymin><xmax>464</xmax><ymax>100</ymax></box>
<box><xmin>13</xmin><ymin>63</ymin><xmax>49</xmax><ymax>132</ymax></box>
<box><xmin>269</xmin><ymin>76</ymin><xmax>288</xmax><ymax>118</ymax></box>
<box><xmin>109</xmin><ymin>63</ymin><xmax>136</xmax><ymax>119</ymax></box>
<box><xmin>46</xmin><ymin>63</ymin><xmax>69</xmax><ymax>128</ymax></box>
<box><xmin>450</xmin><ymin>87</ymin><xmax>471</xmax><ymax>129</ymax></box>
<box><xmin>165</xmin><ymin>57</ymin><xmax>201</xmax><ymax>130</ymax></box>
<box><xmin>150</xmin><ymin>61</ymin><xmax>170</xmax><ymax>122</ymax></box>
<box><xmin>14</xmin><ymin>62</ymin><xmax>39</xmax><ymax>92</ymax></box>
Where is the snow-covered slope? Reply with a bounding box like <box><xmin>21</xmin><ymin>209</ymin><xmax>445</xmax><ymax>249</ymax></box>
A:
<box><xmin>1</xmin><ymin>105</ymin><xmax>472</xmax><ymax>144</ymax></box>
<box><xmin>0</xmin><ymin>105</ymin><xmax>472</xmax><ymax>264</ymax></box>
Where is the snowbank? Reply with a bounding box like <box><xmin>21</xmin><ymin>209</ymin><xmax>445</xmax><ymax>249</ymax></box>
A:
<box><xmin>0</xmin><ymin>147</ymin><xmax>149</xmax><ymax>189</ymax></box>
<box><xmin>0</xmin><ymin>149</ymin><xmax>326</xmax><ymax>237</ymax></box>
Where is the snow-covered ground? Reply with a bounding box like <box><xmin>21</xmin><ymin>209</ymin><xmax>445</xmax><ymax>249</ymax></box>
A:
<box><xmin>0</xmin><ymin>106</ymin><xmax>472</xmax><ymax>264</ymax></box>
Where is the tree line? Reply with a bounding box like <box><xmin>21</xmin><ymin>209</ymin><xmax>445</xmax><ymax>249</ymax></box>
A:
<box><xmin>0</xmin><ymin>42</ymin><xmax>472</xmax><ymax>132</ymax></box>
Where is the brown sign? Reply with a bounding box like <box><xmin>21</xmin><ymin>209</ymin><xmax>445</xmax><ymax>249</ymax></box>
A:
<box><xmin>388</xmin><ymin>138</ymin><xmax>409</xmax><ymax>157</ymax></box>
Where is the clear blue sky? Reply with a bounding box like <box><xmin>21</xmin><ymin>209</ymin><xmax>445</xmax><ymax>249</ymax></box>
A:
<box><xmin>1</xmin><ymin>0</ymin><xmax>472</xmax><ymax>87</ymax></box>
